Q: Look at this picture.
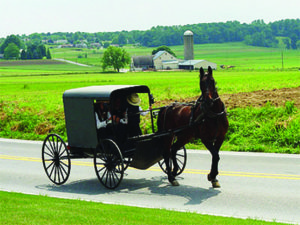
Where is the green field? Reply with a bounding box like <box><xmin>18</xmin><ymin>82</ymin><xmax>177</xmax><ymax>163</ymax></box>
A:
<box><xmin>49</xmin><ymin>42</ymin><xmax>300</xmax><ymax>69</ymax></box>
<box><xmin>0</xmin><ymin>42</ymin><xmax>299</xmax><ymax>153</ymax></box>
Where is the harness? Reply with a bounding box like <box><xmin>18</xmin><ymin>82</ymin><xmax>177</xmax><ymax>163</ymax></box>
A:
<box><xmin>158</xmin><ymin>96</ymin><xmax>227</xmax><ymax>142</ymax></box>
<box><xmin>190</xmin><ymin>95</ymin><xmax>226</xmax><ymax>126</ymax></box>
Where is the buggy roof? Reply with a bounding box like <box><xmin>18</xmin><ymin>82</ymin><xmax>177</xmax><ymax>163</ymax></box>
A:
<box><xmin>63</xmin><ymin>85</ymin><xmax>150</xmax><ymax>101</ymax></box>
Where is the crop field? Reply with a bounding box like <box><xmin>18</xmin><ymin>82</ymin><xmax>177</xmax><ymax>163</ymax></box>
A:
<box><xmin>0</xmin><ymin>42</ymin><xmax>299</xmax><ymax>153</ymax></box>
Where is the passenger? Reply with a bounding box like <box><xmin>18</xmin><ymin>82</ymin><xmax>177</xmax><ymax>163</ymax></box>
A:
<box><xmin>110</xmin><ymin>97</ymin><xmax>128</xmax><ymax>148</ymax></box>
<box><xmin>125</xmin><ymin>93</ymin><xmax>150</xmax><ymax>137</ymax></box>
<box><xmin>94</xmin><ymin>101</ymin><xmax>112</xmax><ymax>139</ymax></box>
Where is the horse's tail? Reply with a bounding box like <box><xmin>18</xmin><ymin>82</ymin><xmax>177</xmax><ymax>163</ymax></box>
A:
<box><xmin>157</xmin><ymin>108</ymin><xmax>164</xmax><ymax>132</ymax></box>
<box><xmin>157</xmin><ymin>106</ymin><xmax>172</xmax><ymax>132</ymax></box>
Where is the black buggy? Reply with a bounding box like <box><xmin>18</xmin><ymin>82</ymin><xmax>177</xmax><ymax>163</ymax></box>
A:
<box><xmin>42</xmin><ymin>85</ymin><xmax>187</xmax><ymax>189</ymax></box>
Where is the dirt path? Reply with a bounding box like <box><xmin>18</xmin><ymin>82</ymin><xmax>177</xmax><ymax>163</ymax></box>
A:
<box><xmin>156</xmin><ymin>86</ymin><xmax>300</xmax><ymax>108</ymax></box>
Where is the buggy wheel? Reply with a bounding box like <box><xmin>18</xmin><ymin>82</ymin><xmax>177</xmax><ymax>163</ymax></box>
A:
<box><xmin>158</xmin><ymin>145</ymin><xmax>187</xmax><ymax>176</ymax></box>
<box><xmin>94</xmin><ymin>139</ymin><xmax>124</xmax><ymax>189</ymax></box>
<box><xmin>42</xmin><ymin>134</ymin><xmax>71</xmax><ymax>185</ymax></box>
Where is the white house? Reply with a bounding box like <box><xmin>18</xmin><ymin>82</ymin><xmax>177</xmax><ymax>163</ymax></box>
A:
<box><xmin>153</xmin><ymin>51</ymin><xmax>177</xmax><ymax>69</ymax></box>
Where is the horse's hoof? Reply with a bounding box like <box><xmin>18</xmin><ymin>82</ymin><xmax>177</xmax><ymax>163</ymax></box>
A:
<box><xmin>207</xmin><ymin>174</ymin><xmax>212</xmax><ymax>181</ymax></box>
<box><xmin>208</xmin><ymin>174</ymin><xmax>220</xmax><ymax>188</ymax></box>
<box><xmin>171</xmin><ymin>180</ymin><xmax>180</xmax><ymax>186</ymax></box>
<box><xmin>212</xmin><ymin>180</ymin><xmax>221</xmax><ymax>188</ymax></box>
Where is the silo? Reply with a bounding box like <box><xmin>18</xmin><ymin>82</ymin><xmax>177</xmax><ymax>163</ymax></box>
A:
<box><xmin>184</xmin><ymin>30</ymin><xmax>194</xmax><ymax>60</ymax></box>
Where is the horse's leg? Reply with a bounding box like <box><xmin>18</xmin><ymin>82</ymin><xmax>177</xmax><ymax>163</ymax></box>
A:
<box><xmin>162</xmin><ymin>136</ymin><xmax>179</xmax><ymax>186</ymax></box>
<box><xmin>170</xmin><ymin>138</ymin><xmax>185</xmax><ymax>177</ymax></box>
<box><xmin>203</xmin><ymin>140</ymin><xmax>221</xmax><ymax>188</ymax></box>
<box><xmin>170</xmin><ymin>142</ymin><xmax>179</xmax><ymax>177</ymax></box>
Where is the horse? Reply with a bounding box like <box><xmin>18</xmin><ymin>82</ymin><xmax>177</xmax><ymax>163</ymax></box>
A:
<box><xmin>157</xmin><ymin>66</ymin><xmax>229</xmax><ymax>188</ymax></box>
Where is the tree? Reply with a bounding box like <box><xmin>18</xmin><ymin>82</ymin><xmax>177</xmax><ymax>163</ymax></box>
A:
<box><xmin>20</xmin><ymin>49</ymin><xmax>27</xmax><ymax>60</ymax></box>
<box><xmin>46</xmin><ymin>48</ymin><xmax>52</xmax><ymax>59</ymax></box>
<box><xmin>103</xmin><ymin>41</ymin><xmax>110</xmax><ymax>48</ymax></box>
<box><xmin>290</xmin><ymin>34</ymin><xmax>298</xmax><ymax>49</ymax></box>
<box><xmin>152</xmin><ymin>46</ymin><xmax>177</xmax><ymax>57</ymax></box>
<box><xmin>101</xmin><ymin>46</ymin><xmax>131</xmax><ymax>72</ymax></box>
<box><xmin>0</xmin><ymin>35</ymin><xmax>22</xmax><ymax>53</ymax></box>
<box><xmin>296</xmin><ymin>40</ymin><xmax>300</xmax><ymax>50</ymax></box>
<box><xmin>4</xmin><ymin>43</ymin><xmax>20</xmax><ymax>59</ymax></box>
<box><xmin>38</xmin><ymin>44</ymin><xmax>46</xmax><ymax>58</ymax></box>
<box><xmin>118</xmin><ymin>33</ymin><xmax>127</xmax><ymax>45</ymax></box>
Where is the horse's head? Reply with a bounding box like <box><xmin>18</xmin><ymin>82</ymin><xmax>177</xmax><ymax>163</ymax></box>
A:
<box><xmin>199</xmin><ymin>66</ymin><xmax>219</xmax><ymax>107</ymax></box>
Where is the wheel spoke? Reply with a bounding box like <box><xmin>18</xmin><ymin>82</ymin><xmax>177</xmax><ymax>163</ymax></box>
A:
<box><xmin>59</xmin><ymin>162</ymin><xmax>68</xmax><ymax>176</ymax></box>
<box><xmin>59</xmin><ymin>160</ymin><xmax>69</xmax><ymax>168</ymax></box>
<box><xmin>53</xmin><ymin>166</ymin><xmax>57</xmax><ymax>183</ymax></box>
<box><xmin>97</xmin><ymin>166</ymin><xmax>106</xmax><ymax>173</ymax></box>
<box><xmin>57</xmin><ymin>165</ymin><xmax>65</xmax><ymax>182</ymax></box>
<box><xmin>46</xmin><ymin>161</ymin><xmax>55</xmax><ymax>172</ymax></box>
<box><xmin>100</xmin><ymin>168</ymin><xmax>108</xmax><ymax>181</ymax></box>
<box><xmin>58</xmin><ymin>148</ymin><xmax>67</xmax><ymax>158</ymax></box>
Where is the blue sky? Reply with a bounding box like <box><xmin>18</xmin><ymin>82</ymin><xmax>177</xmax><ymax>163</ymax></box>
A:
<box><xmin>1</xmin><ymin>0</ymin><xmax>299</xmax><ymax>38</ymax></box>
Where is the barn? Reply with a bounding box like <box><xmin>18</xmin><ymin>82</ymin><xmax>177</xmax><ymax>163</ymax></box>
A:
<box><xmin>131</xmin><ymin>56</ymin><xmax>154</xmax><ymax>71</ymax></box>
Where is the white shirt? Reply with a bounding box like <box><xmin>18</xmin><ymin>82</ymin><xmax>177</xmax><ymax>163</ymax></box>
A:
<box><xmin>95</xmin><ymin>112</ymin><xmax>111</xmax><ymax>129</ymax></box>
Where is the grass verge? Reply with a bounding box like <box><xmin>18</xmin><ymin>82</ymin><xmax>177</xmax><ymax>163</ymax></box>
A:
<box><xmin>0</xmin><ymin>191</ymin><xmax>287</xmax><ymax>225</ymax></box>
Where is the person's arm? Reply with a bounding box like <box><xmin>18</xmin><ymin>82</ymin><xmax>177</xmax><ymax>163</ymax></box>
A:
<box><xmin>95</xmin><ymin>112</ymin><xmax>107</xmax><ymax>129</ymax></box>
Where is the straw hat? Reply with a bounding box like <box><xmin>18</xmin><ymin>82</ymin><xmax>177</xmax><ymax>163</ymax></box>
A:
<box><xmin>127</xmin><ymin>93</ymin><xmax>141</xmax><ymax>106</ymax></box>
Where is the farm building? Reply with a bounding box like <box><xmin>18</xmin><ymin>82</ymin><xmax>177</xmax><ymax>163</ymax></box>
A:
<box><xmin>131</xmin><ymin>55</ymin><xmax>154</xmax><ymax>71</ymax></box>
<box><xmin>178</xmin><ymin>60</ymin><xmax>217</xmax><ymax>70</ymax></box>
<box><xmin>131</xmin><ymin>51</ymin><xmax>217</xmax><ymax>71</ymax></box>
<box><xmin>153</xmin><ymin>51</ymin><xmax>177</xmax><ymax>69</ymax></box>
<box><xmin>130</xmin><ymin>30</ymin><xmax>217</xmax><ymax>71</ymax></box>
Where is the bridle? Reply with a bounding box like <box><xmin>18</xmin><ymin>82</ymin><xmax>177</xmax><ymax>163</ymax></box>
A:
<box><xmin>190</xmin><ymin>76</ymin><xmax>226</xmax><ymax>125</ymax></box>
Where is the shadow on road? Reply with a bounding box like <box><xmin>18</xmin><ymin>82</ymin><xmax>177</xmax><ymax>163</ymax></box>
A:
<box><xmin>36</xmin><ymin>175</ymin><xmax>220</xmax><ymax>205</ymax></box>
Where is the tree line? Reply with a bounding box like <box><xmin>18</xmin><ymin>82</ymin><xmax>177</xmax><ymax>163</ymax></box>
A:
<box><xmin>0</xmin><ymin>35</ymin><xmax>51</xmax><ymax>60</ymax></box>
<box><xmin>1</xmin><ymin>19</ymin><xmax>299</xmax><ymax>60</ymax></box>
<box><xmin>7</xmin><ymin>19</ymin><xmax>299</xmax><ymax>49</ymax></box>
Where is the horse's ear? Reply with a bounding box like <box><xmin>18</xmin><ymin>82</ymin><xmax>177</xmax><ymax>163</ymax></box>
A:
<box><xmin>208</xmin><ymin>66</ymin><xmax>212</xmax><ymax>77</ymax></box>
<box><xmin>200</xmin><ymin>67</ymin><xmax>204</xmax><ymax>80</ymax></box>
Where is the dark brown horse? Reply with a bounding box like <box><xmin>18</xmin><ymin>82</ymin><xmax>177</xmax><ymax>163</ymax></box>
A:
<box><xmin>158</xmin><ymin>66</ymin><xmax>229</xmax><ymax>188</ymax></box>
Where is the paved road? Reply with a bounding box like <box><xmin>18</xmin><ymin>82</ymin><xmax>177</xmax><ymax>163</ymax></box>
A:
<box><xmin>0</xmin><ymin>138</ymin><xmax>299</xmax><ymax>224</ymax></box>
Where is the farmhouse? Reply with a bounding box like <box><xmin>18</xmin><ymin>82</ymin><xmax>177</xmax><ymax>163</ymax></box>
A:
<box><xmin>153</xmin><ymin>51</ymin><xmax>177</xmax><ymax>69</ymax></box>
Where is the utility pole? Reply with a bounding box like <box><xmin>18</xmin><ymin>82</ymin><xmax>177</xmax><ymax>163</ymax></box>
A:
<box><xmin>281</xmin><ymin>51</ymin><xmax>284</xmax><ymax>70</ymax></box>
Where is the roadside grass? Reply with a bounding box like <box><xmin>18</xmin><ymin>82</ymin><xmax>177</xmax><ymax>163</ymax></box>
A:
<box><xmin>193</xmin><ymin>102</ymin><xmax>300</xmax><ymax>154</ymax></box>
<box><xmin>0</xmin><ymin>191</ymin><xmax>287</xmax><ymax>225</ymax></box>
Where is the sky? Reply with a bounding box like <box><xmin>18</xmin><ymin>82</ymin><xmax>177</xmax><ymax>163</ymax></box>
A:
<box><xmin>1</xmin><ymin>0</ymin><xmax>299</xmax><ymax>38</ymax></box>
